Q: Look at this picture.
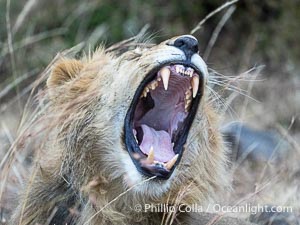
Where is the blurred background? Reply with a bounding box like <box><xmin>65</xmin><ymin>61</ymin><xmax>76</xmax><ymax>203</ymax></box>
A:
<box><xmin>0</xmin><ymin>0</ymin><xmax>299</xmax><ymax>132</ymax></box>
<box><xmin>0</xmin><ymin>0</ymin><xmax>299</xmax><ymax>223</ymax></box>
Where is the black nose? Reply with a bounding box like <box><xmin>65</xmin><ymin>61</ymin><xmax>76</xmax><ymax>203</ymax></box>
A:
<box><xmin>173</xmin><ymin>36</ymin><xmax>199</xmax><ymax>59</ymax></box>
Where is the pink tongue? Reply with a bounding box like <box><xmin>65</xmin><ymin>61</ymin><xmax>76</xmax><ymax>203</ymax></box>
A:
<box><xmin>139</xmin><ymin>124</ymin><xmax>175</xmax><ymax>163</ymax></box>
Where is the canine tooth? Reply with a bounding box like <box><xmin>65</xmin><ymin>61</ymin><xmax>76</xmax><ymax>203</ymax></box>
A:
<box><xmin>175</xmin><ymin>66</ymin><xmax>180</xmax><ymax>73</ymax></box>
<box><xmin>147</xmin><ymin>146</ymin><xmax>154</xmax><ymax>163</ymax></box>
<box><xmin>160</xmin><ymin>67</ymin><xmax>170</xmax><ymax>90</ymax></box>
<box><xmin>145</xmin><ymin>87</ymin><xmax>150</xmax><ymax>92</ymax></box>
<box><xmin>165</xmin><ymin>154</ymin><xmax>179</xmax><ymax>170</ymax></box>
<box><xmin>191</xmin><ymin>76</ymin><xmax>199</xmax><ymax>98</ymax></box>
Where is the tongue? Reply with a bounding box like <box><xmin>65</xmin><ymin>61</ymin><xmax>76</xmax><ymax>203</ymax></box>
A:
<box><xmin>139</xmin><ymin>124</ymin><xmax>175</xmax><ymax>162</ymax></box>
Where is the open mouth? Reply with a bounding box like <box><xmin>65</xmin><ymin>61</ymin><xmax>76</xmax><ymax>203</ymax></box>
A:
<box><xmin>124</xmin><ymin>62</ymin><xmax>203</xmax><ymax>179</ymax></box>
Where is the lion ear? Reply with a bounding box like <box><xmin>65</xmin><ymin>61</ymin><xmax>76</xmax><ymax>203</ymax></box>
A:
<box><xmin>47</xmin><ymin>59</ymin><xmax>84</xmax><ymax>89</ymax></box>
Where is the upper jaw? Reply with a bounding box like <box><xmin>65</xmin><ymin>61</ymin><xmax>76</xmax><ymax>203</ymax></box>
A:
<box><xmin>157</xmin><ymin>53</ymin><xmax>208</xmax><ymax>81</ymax></box>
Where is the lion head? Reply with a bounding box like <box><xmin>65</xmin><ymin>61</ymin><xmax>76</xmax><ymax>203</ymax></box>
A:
<box><xmin>46</xmin><ymin>34</ymin><xmax>228</xmax><ymax>198</ymax></box>
<box><xmin>11</xmin><ymin>34</ymin><xmax>230</xmax><ymax>224</ymax></box>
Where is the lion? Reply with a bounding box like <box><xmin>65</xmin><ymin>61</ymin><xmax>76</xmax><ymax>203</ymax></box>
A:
<box><xmin>9</xmin><ymin>35</ymin><xmax>253</xmax><ymax>225</ymax></box>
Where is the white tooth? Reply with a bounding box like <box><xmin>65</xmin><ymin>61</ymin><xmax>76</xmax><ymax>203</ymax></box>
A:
<box><xmin>185</xmin><ymin>99</ymin><xmax>192</xmax><ymax>112</ymax></box>
<box><xmin>185</xmin><ymin>89</ymin><xmax>192</xmax><ymax>99</ymax></box>
<box><xmin>175</xmin><ymin>66</ymin><xmax>180</xmax><ymax>73</ymax></box>
<box><xmin>191</xmin><ymin>76</ymin><xmax>199</xmax><ymax>98</ymax></box>
<box><xmin>145</xmin><ymin>87</ymin><xmax>150</xmax><ymax>92</ymax></box>
<box><xmin>187</xmin><ymin>68</ymin><xmax>194</xmax><ymax>77</ymax></box>
<box><xmin>147</xmin><ymin>146</ymin><xmax>154</xmax><ymax>163</ymax></box>
<box><xmin>150</xmin><ymin>82</ymin><xmax>157</xmax><ymax>90</ymax></box>
<box><xmin>143</xmin><ymin>91</ymin><xmax>147</xmax><ymax>98</ymax></box>
<box><xmin>165</xmin><ymin>154</ymin><xmax>179</xmax><ymax>170</ymax></box>
<box><xmin>160</xmin><ymin>67</ymin><xmax>170</xmax><ymax>90</ymax></box>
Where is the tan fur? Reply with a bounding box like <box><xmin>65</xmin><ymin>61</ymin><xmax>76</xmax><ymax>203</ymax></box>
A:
<box><xmin>10</xmin><ymin>36</ymin><xmax>230</xmax><ymax>225</ymax></box>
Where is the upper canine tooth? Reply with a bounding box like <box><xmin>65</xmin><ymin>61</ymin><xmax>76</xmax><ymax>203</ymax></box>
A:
<box><xmin>175</xmin><ymin>66</ymin><xmax>180</xmax><ymax>73</ymax></box>
<box><xmin>147</xmin><ymin>146</ymin><xmax>154</xmax><ymax>164</ymax></box>
<box><xmin>191</xmin><ymin>76</ymin><xmax>199</xmax><ymax>98</ymax></box>
<box><xmin>160</xmin><ymin>67</ymin><xmax>170</xmax><ymax>90</ymax></box>
<box><xmin>165</xmin><ymin>154</ymin><xmax>179</xmax><ymax>170</ymax></box>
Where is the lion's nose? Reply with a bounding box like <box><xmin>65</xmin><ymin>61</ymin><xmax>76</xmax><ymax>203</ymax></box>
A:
<box><xmin>173</xmin><ymin>35</ymin><xmax>199</xmax><ymax>58</ymax></box>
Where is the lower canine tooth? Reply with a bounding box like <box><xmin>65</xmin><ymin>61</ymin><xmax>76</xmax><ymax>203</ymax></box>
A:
<box><xmin>160</xmin><ymin>67</ymin><xmax>170</xmax><ymax>90</ymax></box>
<box><xmin>191</xmin><ymin>76</ymin><xmax>199</xmax><ymax>98</ymax></box>
<box><xmin>165</xmin><ymin>154</ymin><xmax>179</xmax><ymax>170</ymax></box>
<box><xmin>147</xmin><ymin>146</ymin><xmax>154</xmax><ymax>163</ymax></box>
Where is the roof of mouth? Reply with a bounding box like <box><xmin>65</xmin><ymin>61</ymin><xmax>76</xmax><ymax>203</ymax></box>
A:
<box><xmin>132</xmin><ymin>64</ymin><xmax>200</xmax><ymax>169</ymax></box>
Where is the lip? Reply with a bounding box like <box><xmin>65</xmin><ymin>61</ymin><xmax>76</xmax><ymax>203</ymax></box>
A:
<box><xmin>124</xmin><ymin>60</ymin><xmax>204</xmax><ymax>179</ymax></box>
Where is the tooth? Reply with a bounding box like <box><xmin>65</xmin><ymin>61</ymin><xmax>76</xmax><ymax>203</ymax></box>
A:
<box><xmin>185</xmin><ymin>90</ymin><xmax>192</xmax><ymax>99</ymax></box>
<box><xmin>143</xmin><ymin>91</ymin><xmax>147</xmax><ymax>98</ymax></box>
<box><xmin>175</xmin><ymin>66</ymin><xmax>180</xmax><ymax>73</ymax></box>
<box><xmin>145</xmin><ymin>87</ymin><xmax>150</xmax><ymax>92</ymax></box>
<box><xmin>185</xmin><ymin>105</ymin><xmax>189</xmax><ymax>112</ymax></box>
<box><xmin>147</xmin><ymin>146</ymin><xmax>154</xmax><ymax>163</ymax></box>
<box><xmin>187</xmin><ymin>68</ymin><xmax>194</xmax><ymax>77</ymax></box>
<box><xmin>165</xmin><ymin>154</ymin><xmax>179</xmax><ymax>170</ymax></box>
<box><xmin>160</xmin><ymin>67</ymin><xmax>170</xmax><ymax>90</ymax></box>
<box><xmin>150</xmin><ymin>82</ymin><xmax>156</xmax><ymax>90</ymax></box>
<box><xmin>191</xmin><ymin>76</ymin><xmax>199</xmax><ymax>98</ymax></box>
<box><xmin>185</xmin><ymin>99</ymin><xmax>192</xmax><ymax>112</ymax></box>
